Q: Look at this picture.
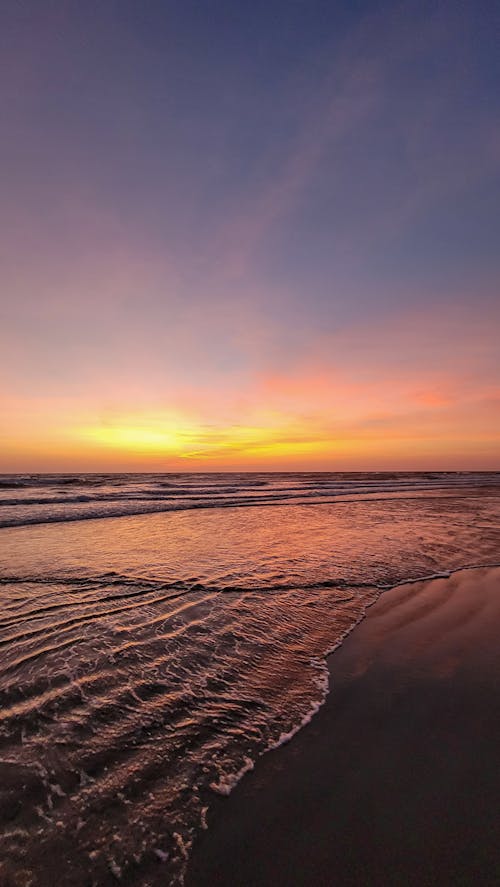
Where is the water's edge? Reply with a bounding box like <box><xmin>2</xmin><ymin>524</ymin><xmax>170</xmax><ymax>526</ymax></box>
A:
<box><xmin>184</xmin><ymin>560</ymin><xmax>500</xmax><ymax>884</ymax></box>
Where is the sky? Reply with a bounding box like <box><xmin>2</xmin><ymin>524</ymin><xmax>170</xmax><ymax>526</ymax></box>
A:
<box><xmin>1</xmin><ymin>0</ymin><xmax>499</xmax><ymax>471</ymax></box>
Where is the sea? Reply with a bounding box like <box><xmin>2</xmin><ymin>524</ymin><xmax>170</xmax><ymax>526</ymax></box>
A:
<box><xmin>1</xmin><ymin>471</ymin><xmax>500</xmax><ymax>885</ymax></box>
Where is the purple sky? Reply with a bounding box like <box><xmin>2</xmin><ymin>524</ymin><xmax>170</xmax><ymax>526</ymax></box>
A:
<box><xmin>1</xmin><ymin>0</ymin><xmax>499</xmax><ymax>470</ymax></box>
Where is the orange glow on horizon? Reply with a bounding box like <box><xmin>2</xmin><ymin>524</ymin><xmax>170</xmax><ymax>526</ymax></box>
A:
<box><xmin>1</xmin><ymin>385</ymin><xmax>499</xmax><ymax>472</ymax></box>
<box><xmin>2</xmin><ymin>309</ymin><xmax>500</xmax><ymax>473</ymax></box>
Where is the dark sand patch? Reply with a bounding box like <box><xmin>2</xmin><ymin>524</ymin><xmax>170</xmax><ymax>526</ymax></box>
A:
<box><xmin>187</xmin><ymin>566</ymin><xmax>500</xmax><ymax>887</ymax></box>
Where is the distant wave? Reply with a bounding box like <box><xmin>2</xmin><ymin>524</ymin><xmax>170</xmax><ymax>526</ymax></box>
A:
<box><xmin>1</xmin><ymin>471</ymin><xmax>498</xmax><ymax>528</ymax></box>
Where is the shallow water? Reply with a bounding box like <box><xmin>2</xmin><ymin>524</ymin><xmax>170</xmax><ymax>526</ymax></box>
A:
<box><xmin>1</xmin><ymin>473</ymin><xmax>500</xmax><ymax>884</ymax></box>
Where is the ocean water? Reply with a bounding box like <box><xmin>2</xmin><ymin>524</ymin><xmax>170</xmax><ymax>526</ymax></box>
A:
<box><xmin>1</xmin><ymin>472</ymin><xmax>500</xmax><ymax>885</ymax></box>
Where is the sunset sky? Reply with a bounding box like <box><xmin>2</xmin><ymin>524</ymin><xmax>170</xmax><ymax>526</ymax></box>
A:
<box><xmin>1</xmin><ymin>0</ymin><xmax>499</xmax><ymax>471</ymax></box>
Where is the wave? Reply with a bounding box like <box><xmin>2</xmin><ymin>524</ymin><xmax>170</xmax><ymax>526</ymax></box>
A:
<box><xmin>1</xmin><ymin>469</ymin><xmax>499</xmax><ymax>528</ymax></box>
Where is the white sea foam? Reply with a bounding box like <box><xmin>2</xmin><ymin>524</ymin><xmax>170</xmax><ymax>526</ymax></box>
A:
<box><xmin>210</xmin><ymin>757</ymin><xmax>255</xmax><ymax>796</ymax></box>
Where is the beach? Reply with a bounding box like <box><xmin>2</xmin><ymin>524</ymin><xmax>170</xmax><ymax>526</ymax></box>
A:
<box><xmin>187</xmin><ymin>566</ymin><xmax>500</xmax><ymax>886</ymax></box>
<box><xmin>1</xmin><ymin>474</ymin><xmax>499</xmax><ymax>885</ymax></box>
<box><xmin>3</xmin><ymin>0</ymin><xmax>499</xmax><ymax>880</ymax></box>
<box><xmin>3</xmin><ymin>0</ymin><xmax>500</xmax><ymax>882</ymax></box>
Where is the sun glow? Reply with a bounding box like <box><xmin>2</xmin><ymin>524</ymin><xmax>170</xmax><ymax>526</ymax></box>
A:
<box><xmin>80</xmin><ymin>415</ymin><xmax>320</xmax><ymax>460</ymax></box>
<box><xmin>83</xmin><ymin>423</ymin><xmax>191</xmax><ymax>453</ymax></box>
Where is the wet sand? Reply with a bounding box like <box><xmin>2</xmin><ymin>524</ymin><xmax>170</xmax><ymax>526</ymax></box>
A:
<box><xmin>187</xmin><ymin>566</ymin><xmax>500</xmax><ymax>887</ymax></box>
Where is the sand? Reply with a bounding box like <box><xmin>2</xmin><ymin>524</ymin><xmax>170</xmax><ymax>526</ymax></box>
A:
<box><xmin>187</xmin><ymin>566</ymin><xmax>500</xmax><ymax>886</ymax></box>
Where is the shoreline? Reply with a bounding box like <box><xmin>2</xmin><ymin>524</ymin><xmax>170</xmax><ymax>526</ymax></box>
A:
<box><xmin>187</xmin><ymin>565</ymin><xmax>500</xmax><ymax>886</ymax></box>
